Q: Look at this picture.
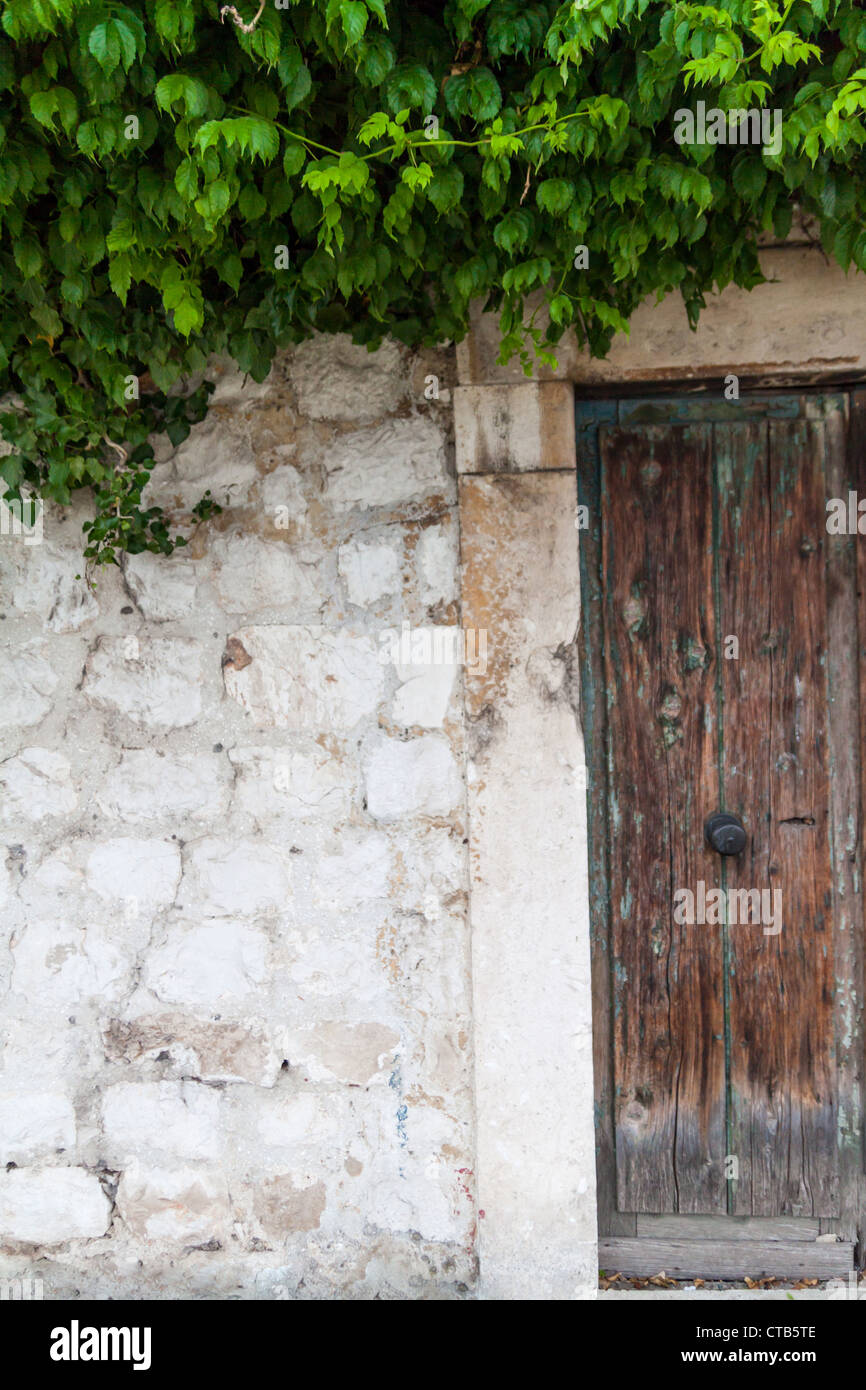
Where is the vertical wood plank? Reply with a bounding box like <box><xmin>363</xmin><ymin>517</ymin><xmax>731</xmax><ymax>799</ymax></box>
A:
<box><xmin>849</xmin><ymin>392</ymin><xmax>866</xmax><ymax>1216</ymax></box>
<box><xmin>724</xmin><ymin>416</ymin><xmax>838</xmax><ymax>1216</ymax></box>
<box><xmin>822</xmin><ymin>392</ymin><xmax>865</xmax><ymax>1244</ymax></box>
<box><xmin>601</xmin><ymin>425</ymin><xmax>726</xmax><ymax>1213</ymax></box>
<box><xmin>714</xmin><ymin>421</ymin><xmax>771</xmax><ymax>1215</ymax></box>
<box><xmin>576</xmin><ymin>403</ymin><xmax>636</xmax><ymax>1237</ymax></box>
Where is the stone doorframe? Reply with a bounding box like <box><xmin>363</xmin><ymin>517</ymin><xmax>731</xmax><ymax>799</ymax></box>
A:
<box><xmin>452</xmin><ymin>246</ymin><xmax>866</xmax><ymax>1301</ymax></box>
<box><xmin>453</xmin><ymin>380</ymin><xmax>596</xmax><ymax>1301</ymax></box>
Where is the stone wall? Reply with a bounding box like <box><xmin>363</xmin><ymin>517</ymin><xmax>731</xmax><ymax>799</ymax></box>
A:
<box><xmin>0</xmin><ymin>336</ymin><xmax>478</xmax><ymax>1299</ymax></box>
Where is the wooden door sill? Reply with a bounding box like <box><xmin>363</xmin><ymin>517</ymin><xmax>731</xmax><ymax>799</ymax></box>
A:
<box><xmin>599</xmin><ymin>1237</ymin><xmax>855</xmax><ymax>1280</ymax></box>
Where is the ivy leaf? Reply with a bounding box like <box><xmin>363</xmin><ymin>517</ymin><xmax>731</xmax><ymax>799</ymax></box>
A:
<box><xmin>732</xmin><ymin>158</ymin><xmax>768</xmax><ymax>199</ymax></box>
<box><xmin>401</xmin><ymin>162</ymin><xmax>432</xmax><ymax>191</ymax></box>
<box><xmin>107</xmin><ymin>218</ymin><xmax>137</xmax><ymax>252</ymax></box>
<box><xmin>14</xmin><ymin>240</ymin><xmax>42</xmax><ymax>276</ymax></box>
<box><xmin>30</xmin><ymin>302</ymin><xmax>63</xmax><ymax>337</ymax></box>
<box><xmin>137</xmin><ymin>168</ymin><xmax>164</xmax><ymax>218</ymax></box>
<box><xmin>427</xmin><ymin>164</ymin><xmax>464</xmax><ymax>213</ymax></box>
<box><xmin>87</xmin><ymin>21</ymin><xmax>122</xmax><ymax>76</ymax></box>
<box><xmin>239</xmin><ymin>183</ymin><xmax>267</xmax><ymax>219</ymax></box>
<box><xmin>493</xmin><ymin>208</ymin><xmax>534</xmax><ymax>253</ymax></box>
<box><xmin>291</xmin><ymin>190</ymin><xmax>320</xmax><ymax>236</ymax></box>
<box><xmin>173</xmin><ymin>293</ymin><xmax>203</xmax><ymax>337</ymax></box>
<box><xmin>445</xmin><ymin>68</ymin><xmax>502</xmax><ymax>122</ymax></box>
<box><xmin>248</xmin><ymin>120</ymin><xmax>280</xmax><ymax>164</ymax></box>
<box><xmin>76</xmin><ymin>120</ymin><xmax>98</xmax><ymax>155</ymax></box>
<box><xmin>248</xmin><ymin>18</ymin><xmax>281</xmax><ymax>69</ymax></box>
<box><xmin>385</xmin><ymin>63</ymin><xmax>437</xmax><ymax>115</ymax></box>
<box><xmin>0</xmin><ymin>451</ymin><xmax>24</xmax><ymax>491</ymax></box>
<box><xmin>549</xmin><ymin>293</ymin><xmax>573</xmax><ymax>325</ymax></box>
<box><xmin>358</xmin><ymin>111</ymin><xmax>390</xmax><ymax>146</ymax></box>
<box><xmin>174</xmin><ymin>157</ymin><xmax>199</xmax><ymax>201</ymax></box>
<box><xmin>359</xmin><ymin>34</ymin><xmax>395</xmax><ymax>85</ymax></box>
<box><xmin>196</xmin><ymin>118</ymin><xmax>280</xmax><ymax>164</ymax></box>
<box><xmin>593</xmin><ymin>301</ymin><xmax>630</xmax><ymax>335</ymax></box>
<box><xmin>301</xmin><ymin>249</ymin><xmax>336</xmax><ymax>293</ymax></box>
<box><xmin>109</xmin><ymin>253</ymin><xmax>132</xmax><ymax>305</ymax></box>
<box><xmin>155</xmin><ymin>74</ymin><xmax>211</xmax><ymax>119</ymax></box>
<box><xmin>48</xmin><ymin>458</ymin><xmax>71</xmax><ymax>505</ymax></box>
<box><xmin>58</xmin><ymin>206</ymin><xmax>81</xmax><ymax>241</ymax></box>
<box><xmin>196</xmin><ymin>178</ymin><xmax>231</xmax><ymax>223</ymax></box>
<box><xmin>340</xmin><ymin>2</ymin><xmax>368</xmax><ymax>47</ymax></box>
<box><xmin>154</xmin><ymin>0</ymin><xmax>182</xmax><ymax>45</ymax></box>
<box><xmin>820</xmin><ymin>168</ymin><xmax>837</xmax><ymax>219</ymax></box>
<box><xmin>60</xmin><ymin>273</ymin><xmax>88</xmax><ymax>306</ymax></box>
<box><xmin>218</xmin><ymin>254</ymin><xmax>243</xmax><ymax>292</ymax></box>
<box><xmin>29</xmin><ymin>90</ymin><xmax>60</xmax><ymax>129</ymax></box>
<box><xmin>501</xmin><ymin>255</ymin><xmax>551</xmax><ymax>293</ymax></box>
<box><xmin>278</xmin><ymin>42</ymin><xmax>312</xmax><ymax>111</ymax></box>
<box><xmin>29</xmin><ymin>85</ymin><xmax>77</xmax><ymax>138</ymax></box>
<box><xmin>113</xmin><ymin>20</ymin><xmax>137</xmax><ymax>72</ymax></box>
<box><xmin>283</xmin><ymin>142</ymin><xmax>306</xmax><ymax>177</ymax></box>
<box><xmin>537</xmin><ymin>178</ymin><xmax>575</xmax><ymax>215</ymax></box>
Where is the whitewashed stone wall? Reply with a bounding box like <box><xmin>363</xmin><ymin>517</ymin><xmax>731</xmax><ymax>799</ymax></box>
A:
<box><xmin>0</xmin><ymin>337</ymin><xmax>478</xmax><ymax>1299</ymax></box>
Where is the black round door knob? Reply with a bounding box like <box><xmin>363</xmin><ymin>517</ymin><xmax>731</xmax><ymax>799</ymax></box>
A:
<box><xmin>705</xmin><ymin>811</ymin><xmax>747</xmax><ymax>856</ymax></box>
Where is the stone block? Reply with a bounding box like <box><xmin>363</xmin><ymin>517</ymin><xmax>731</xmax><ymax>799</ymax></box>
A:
<box><xmin>102</xmin><ymin>1013</ymin><xmax>283</xmax><ymax>1088</ymax></box>
<box><xmin>338</xmin><ymin>539</ymin><xmax>402</xmax><ymax>607</ymax></box>
<box><xmin>0</xmin><ymin>1093</ymin><xmax>76</xmax><ymax>1165</ymax></box>
<box><xmin>96</xmin><ymin>750</ymin><xmax>229</xmax><ymax>823</ymax></box>
<box><xmin>228</xmin><ymin>744</ymin><xmax>353</xmax><ymax>825</ymax></box>
<box><xmin>0</xmin><ymin>1168</ymin><xmax>111</xmax><ymax>1245</ymax></box>
<box><xmin>364</xmin><ymin>736</ymin><xmax>462</xmax><ymax>820</ymax></box>
<box><xmin>253</xmin><ymin>1176</ymin><xmax>326</xmax><ymax>1238</ymax></box>
<box><xmin>143</xmin><ymin>923</ymin><xmax>271</xmax><ymax>1010</ymax></box>
<box><xmin>324</xmin><ymin>417</ymin><xmax>449</xmax><ymax>511</ymax></box>
<box><xmin>222</xmin><ymin>626</ymin><xmax>384</xmax><ymax>730</ymax></box>
<box><xmin>210</xmin><ymin>535</ymin><xmax>327</xmax><ymax>617</ymax></box>
<box><xmin>86</xmin><ymin>839</ymin><xmax>181</xmax><ymax>910</ymax></box>
<box><xmin>124</xmin><ymin>551</ymin><xmax>197</xmax><ymax>621</ymax></box>
<box><xmin>82</xmin><ymin>637</ymin><xmax>203</xmax><ymax>727</ymax></box>
<box><xmin>290</xmin><ymin>333</ymin><xmax>405</xmax><ymax>422</ymax></box>
<box><xmin>116</xmin><ymin>1163</ymin><xmax>230</xmax><ymax>1244</ymax></box>
<box><xmin>101</xmin><ymin>1082</ymin><xmax>222</xmax><ymax>1165</ymax></box>
<box><xmin>1</xmin><ymin>646</ymin><xmax>58</xmax><ymax>730</ymax></box>
<box><xmin>454</xmin><ymin>382</ymin><xmax>575</xmax><ymax>473</ymax></box>
<box><xmin>0</xmin><ymin>748</ymin><xmax>77</xmax><ymax>821</ymax></box>
<box><xmin>178</xmin><ymin>838</ymin><xmax>291</xmax><ymax>917</ymax></box>
<box><xmin>286</xmin><ymin>1021</ymin><xmax>400</xmax><ymax>1085</ymax></box>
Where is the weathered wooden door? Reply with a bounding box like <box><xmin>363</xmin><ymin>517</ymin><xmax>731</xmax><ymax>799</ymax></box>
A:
<box><xmin>577</xmin><ymin>392</ymin><xmax>865</xmax><ymax>1278</ymax></box>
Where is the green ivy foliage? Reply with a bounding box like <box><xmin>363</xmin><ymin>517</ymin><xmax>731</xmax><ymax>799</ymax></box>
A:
<box><xmin>1</xmin><ymin>0</ymin><xmax>865</xmax><ymax>562</ymax></box>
